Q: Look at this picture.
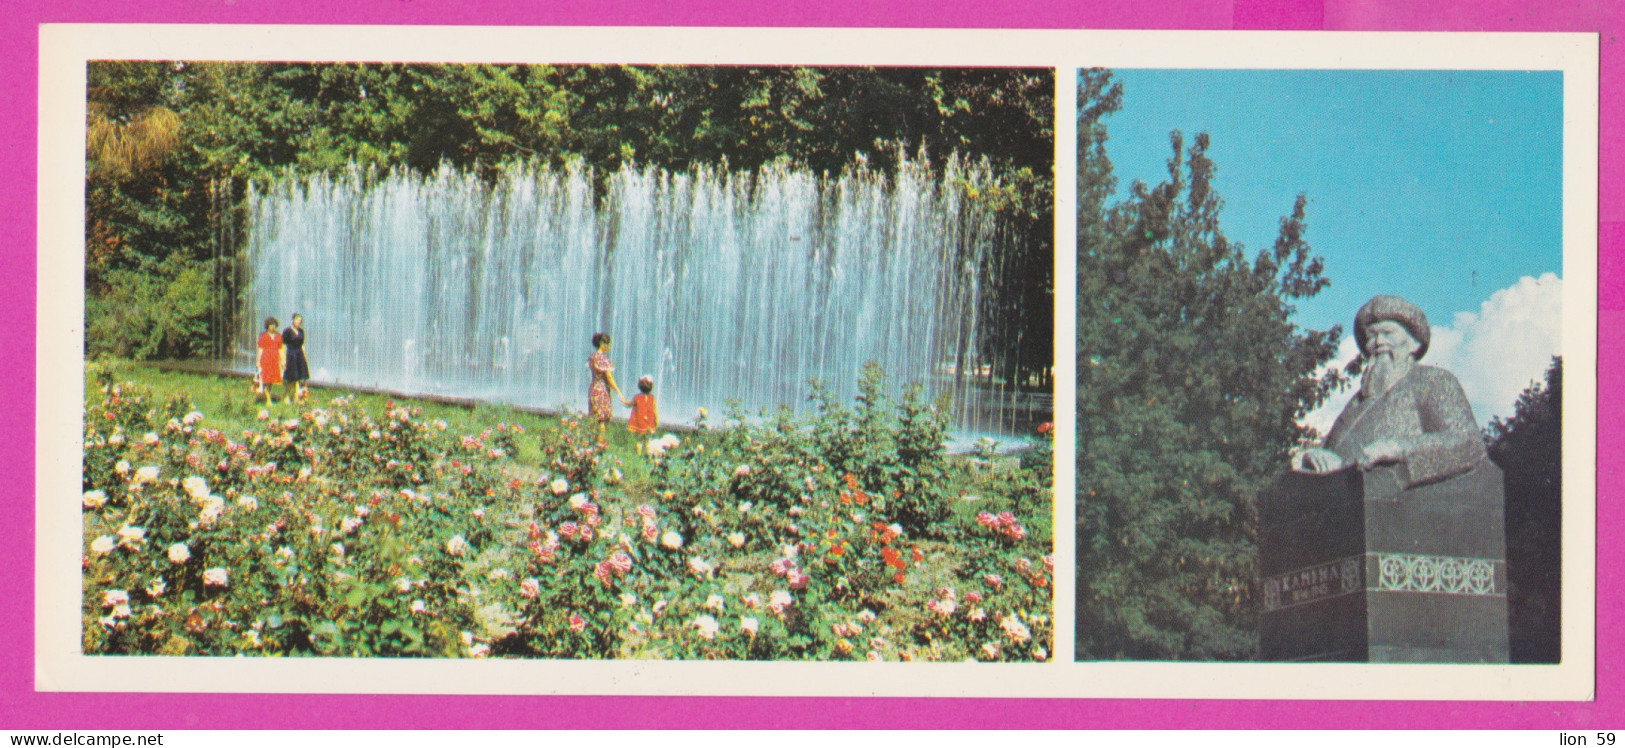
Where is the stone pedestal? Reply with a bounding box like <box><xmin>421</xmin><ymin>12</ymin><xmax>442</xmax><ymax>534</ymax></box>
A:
<box><xmin>1259</xmin><ymin>461</ymin><xmax>1509</xmax><ymax>662</ymax></box>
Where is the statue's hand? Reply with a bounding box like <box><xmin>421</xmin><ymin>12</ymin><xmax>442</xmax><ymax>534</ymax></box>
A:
<box><xmin>1357</xmin><ymin>439</ymin><xmax>1405</xmax><ymax>469</ymax></box>
<box><xmin>1294</xmin><ymin>448</ymin><xmax>1344</xmax><ymax>474</ymax></box>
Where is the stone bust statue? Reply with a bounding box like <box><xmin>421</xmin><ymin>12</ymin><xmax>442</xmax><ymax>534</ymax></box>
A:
<box><xmin>1294</xmin><ymin>294</ymin><xmax>1486</xmax><ymax>488</ymax></box>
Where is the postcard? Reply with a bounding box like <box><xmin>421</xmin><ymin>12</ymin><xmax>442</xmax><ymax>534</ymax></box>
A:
<box><xmin>38</xmin><ymin>24</ymin><xmax>1597</xmax><ymax>700</ymax></box>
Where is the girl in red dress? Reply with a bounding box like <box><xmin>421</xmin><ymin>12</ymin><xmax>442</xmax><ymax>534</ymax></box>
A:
<box><xmin>627</xmin><ymin>375</ymin><xmax>659</xmax><ymax>448</ymax></box>
<box><xmin>256</xmin><ymin>317</ymin><xmax>284</xmax><ymax>406</ymax></box>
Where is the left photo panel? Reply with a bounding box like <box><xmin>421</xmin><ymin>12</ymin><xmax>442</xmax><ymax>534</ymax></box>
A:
<box><xmin>74</xmin><ymin>62</ymin><xmax>1058</xmax><ymax>664</ymax></box>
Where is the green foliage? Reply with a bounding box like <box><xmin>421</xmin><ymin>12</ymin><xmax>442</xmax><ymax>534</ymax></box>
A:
<box><xmin>1073</xmin><ymin>70</ymin><xmax>1343</xmax><ymax>661</ymax></box>
<box><xmin>1487</xmin><ymin>356</ymin><xmax>1561</xmax><ymax>663</ymax></box>
<box><xmin>86</xmin><ymin>254</ymin><xmax>222</xmax><ymax>360</ymax></box>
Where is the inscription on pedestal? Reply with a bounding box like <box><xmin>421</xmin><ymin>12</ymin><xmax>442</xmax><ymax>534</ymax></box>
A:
<box><xmin>1263</xmin><ymin>556</ymin><xmax>1363</xmax><ymax>612</ymax></box>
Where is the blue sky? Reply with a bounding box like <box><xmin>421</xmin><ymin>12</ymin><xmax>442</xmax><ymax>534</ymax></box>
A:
<box><xmin>1089</xmin><ymin>69</ymin><xmax>1565</xmax><ymax>424</ymax></box>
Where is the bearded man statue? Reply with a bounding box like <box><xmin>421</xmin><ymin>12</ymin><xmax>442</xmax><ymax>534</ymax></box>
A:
<box><xmin>1294</xmin><ymin>295</ymin><xmax>1486</xmax><ymax>489</ymax></box>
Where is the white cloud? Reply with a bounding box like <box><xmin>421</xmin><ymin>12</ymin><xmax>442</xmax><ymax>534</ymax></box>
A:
<box><xmin>1301</xmin><ymin>335</ymin><xmax>1360</xmax><ymax>437</ymax></box>
<box><xmin>1300</xmin><ymin>273</ymin><xmax>1562</xmax><ymax>436</ymax></box>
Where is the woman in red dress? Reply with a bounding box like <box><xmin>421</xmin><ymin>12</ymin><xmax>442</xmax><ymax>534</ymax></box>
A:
<box><xmin>588</xmin><ymin>332</ymin><xmax>628</xmax><ymax>445</ymax></box>
<box><xmin>256</xmin><ymin>317</ymin><xmax>284</xmax><ymax>406</ymax></box>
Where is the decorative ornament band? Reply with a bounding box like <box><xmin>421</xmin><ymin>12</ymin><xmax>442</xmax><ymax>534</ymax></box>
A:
<box><xmin>1372</xmin><ymin>552</ymin><xmax>1503</xmax><ymax>596</ymax></box>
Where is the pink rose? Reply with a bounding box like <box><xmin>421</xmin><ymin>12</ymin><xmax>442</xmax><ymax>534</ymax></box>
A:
<box><xmin>520</xmin><ymin>578</ymin><xmax>540</xmax><ymax>599</ymax></box>
<box><xmin>568</xmin><ymin>613</ymin><xmax>587</xmax><ymax>632</ymax></box>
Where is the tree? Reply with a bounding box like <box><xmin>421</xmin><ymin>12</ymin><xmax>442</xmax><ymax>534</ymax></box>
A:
<box><xmin>1074</xmin><ymin>69</ymin><xmax>1343</xmax><ymax>660</ymax></box>
<box><xmin>1487</xmin><ymin>356</ymin><xmax>1561</xmax><ymax>663</ymax></box>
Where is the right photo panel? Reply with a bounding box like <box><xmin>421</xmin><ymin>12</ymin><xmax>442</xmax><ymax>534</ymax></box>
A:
<box><xmin>1074</xmin><ymin>68</ymin><xmax>1564</xmax><ymax>664</ymax></box>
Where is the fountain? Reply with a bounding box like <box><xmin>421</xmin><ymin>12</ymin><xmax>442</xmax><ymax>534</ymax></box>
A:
<box><xmin>238</xmin><ymin>154</ymin><xmax>1043</xmax><ymax>436</ymax></box>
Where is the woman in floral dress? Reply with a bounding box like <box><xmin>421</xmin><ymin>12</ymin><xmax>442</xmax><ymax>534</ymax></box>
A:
<box><xmin>588</xmin><ymin>332</ymin><xmax>628</xmax><ymax>443</ymax></box>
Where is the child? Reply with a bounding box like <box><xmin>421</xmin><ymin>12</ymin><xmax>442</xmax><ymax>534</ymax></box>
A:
<box><xmin>627</xmin><ymin>375</ymin><xmax>659</xmax><ymax>449</ymax></box>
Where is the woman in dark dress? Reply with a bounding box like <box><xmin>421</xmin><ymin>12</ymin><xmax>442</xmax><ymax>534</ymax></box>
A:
<box><xmin>281</xmin><ymin>313</ymin><xmax>310</xmax><ymax>402</ymax></box>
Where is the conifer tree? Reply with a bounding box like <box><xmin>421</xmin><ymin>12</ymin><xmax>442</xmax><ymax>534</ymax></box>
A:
<box><xmin>1487</xmin><ymin>356</ymin><xmax>1562</xmax><ymax>663</ymax></box>
<box><xmin>1075</xmin><ymin>69</ymin><xmax>1343</xmax><ymax>660</ymax></box>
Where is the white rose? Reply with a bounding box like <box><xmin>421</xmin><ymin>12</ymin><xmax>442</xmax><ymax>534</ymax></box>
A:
<box><xmin>101</xmin><ymin>589</ymin><xmax>129</xmax><ymax>606</ymax></box>
<box><xmin>739</xmin><ymin>616</ymin><xmax>760</xmax><ymax>635</ymax></box>
<box><xmin>660</xmin><ymin>531</ymin><xmax>684</xmax><ymax>550</ymax></box>
<box><xmin>167</xmin><ymin>543</ymin><xmax>191</xmax><ymax>564</ymax></box>
<box><xmin>691</xmin><ymin>614</ymin><xmax>720</xmax><ymax>640</ymax></box>
<box><xmin>116</xmin><ymin>525</ymin><xmax>145</xmax><ymax>546</ymax></box>
<box><xmin>89</xmin><ymin>535</ymin><xmax>115</xmax><ymax>554</ymax></box>
<box><xmin>203</xmin><ymin>567</ymin><xmax>229</xmax><ymax>587</ymax></box>
<box><xmin>182</xmin><ymin>476</ymin><xmax>210</xmax><ymax>500</ymax></box>
<box><xmin>81</xmin><ymin>490</ymin><xmax>107</xmax><ymax>509</ymax></box>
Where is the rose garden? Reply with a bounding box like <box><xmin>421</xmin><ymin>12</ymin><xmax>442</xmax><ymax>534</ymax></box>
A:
<box><xmin>80</xmin><ymin>362</ymin><xmax>1054</xmax><ymax>661</ymax></box>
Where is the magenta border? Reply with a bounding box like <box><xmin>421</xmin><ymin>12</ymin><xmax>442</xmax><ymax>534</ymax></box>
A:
<box><xmin>8</xmin><ymin>0</ymin><xmax>1618</xmax><ymax>730</ymax></box>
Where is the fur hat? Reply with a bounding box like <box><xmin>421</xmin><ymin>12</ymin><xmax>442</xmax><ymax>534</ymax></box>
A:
<box><xmin>1354</xmin><ymin>295</ymin><xmax>1430</xmax><ymax>359</ymax></box>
